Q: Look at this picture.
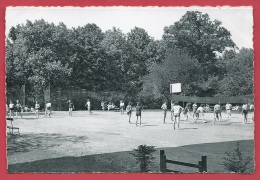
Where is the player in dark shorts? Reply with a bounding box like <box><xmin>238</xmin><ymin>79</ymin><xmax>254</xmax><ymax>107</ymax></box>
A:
<box><xmin>120</xmin><ymin>100</ymin><xmax>125</xmax><ymax>114</ymax></box>
<box><xmin>67</xmin><ymin>100</ymin><xmax>74</xmax><ymax>116</ymax></box>
<box><xmin>15</xmin><ymin>100</ymin><xmax>22</xmax><ymax>118</ymax></box>
<box><xmin>183</xmin><ymin>103</ymin><xmax>189</xmax><ymax>122</ymax></box>
<box><xmin>214</xmin><ymin>102</ymin><xmax>222</xmax><ymax>124</ymax></box>
<box><xmin>249</xmin><ymin>103</ymin><xmax>254</xmax><ymax>120</ymax></box>
<box><xmin>35</xmin><ymin>101</ymin><xmax>40</xmax><ymax>118</ymax></box>
<box><xmin>242</xmin><ymin>103</ymin><xmax>248</xmax><ymax>124</ymax></box>
<box><xmin>192</xmin><ymin>102</ymin><xmax>198</xmax><ymax>118</ymax></box>
<box><xmin>135</xmin><ymin>102</ymin><xmax>142</xmax><ymax>126</ymax></box>
<box><xmin>126</xmin><ymin>102</ymin><xmax>133</xmax><ymax>123</ymax></box>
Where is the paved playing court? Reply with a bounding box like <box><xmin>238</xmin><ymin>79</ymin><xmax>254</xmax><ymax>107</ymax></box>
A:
<box><xmin>7</xmin><ymin>110</ymin><xmax>254</xmax><ymax>167</ymax></box>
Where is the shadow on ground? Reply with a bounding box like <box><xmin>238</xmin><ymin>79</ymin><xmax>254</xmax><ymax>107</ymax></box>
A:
<box><xmin>7</xmin><ymin>139</ymin><xmax>254</xmax><ymax>173</ymax></box>
<box><xmin>7</xmin><ymin>133</ymin><xmax>89</xmax><ymax>155</ymax></box>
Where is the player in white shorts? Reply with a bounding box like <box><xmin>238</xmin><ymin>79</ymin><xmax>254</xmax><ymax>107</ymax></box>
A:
<box><xmin>195</xmin><ymin>104</ymin><xmax>206</xmax><ymax>123</ymax></box>
<box><xmin>171</xmin><ymin>102</ymin><xmax>183</xmax><ymax>130</ymax></box>
<box><xmin>226</xmin><ymin>102</ymin><xmax>232</xmax><ymax>118</ymax></box>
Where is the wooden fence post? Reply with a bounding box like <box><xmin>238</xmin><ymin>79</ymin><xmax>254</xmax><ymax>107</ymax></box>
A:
<box><xmin>201</xmin><ymin>156</ymin><xmax>207</xmax><ymax>172</ymax></box>
<box><xmin>160</xmin><ymin>150</ymin><xmax>165</xmax><ymax>172</ymax></box>
<box><xmin>198</xmin><ymin>156</ymin><xmax>207</xmax><ymax>172</ymax></box>
<box><xmin>162</xmin><ymin>155</ymin><xmax>166</xmax><ymax>172</ymax></box>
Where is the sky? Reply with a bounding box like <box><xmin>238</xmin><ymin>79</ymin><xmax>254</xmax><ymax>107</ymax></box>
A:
<box><xmin>5</xmin><ymin>6</ymin><xmax>253</xmax><ymax>49</ymax></box>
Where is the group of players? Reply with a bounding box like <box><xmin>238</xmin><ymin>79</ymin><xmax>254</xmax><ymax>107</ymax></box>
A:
<box><xmin>161</xmin><ymin>101</ymin><xmax>254</xmax><ymax>130</ymax></box>
<box><xmin>6</xmin><ymin>99</ymin><xmax>254</xmax><ymax>130</ymax></box>
<box><xmin>7</xmin><ymin>100</ymin><xmax>52</xmax><ymax>118</ymax></box>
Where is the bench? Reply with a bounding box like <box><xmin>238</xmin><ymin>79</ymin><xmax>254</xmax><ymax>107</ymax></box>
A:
<box><xmin>6</xmin><ymin>118</ymin><xmax>20</xmax><ymax>136</ymax></box>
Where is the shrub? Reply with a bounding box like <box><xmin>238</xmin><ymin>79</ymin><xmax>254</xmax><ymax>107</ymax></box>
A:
<box><xmin>221</xmin><ymin>142</ymin><xmax>253</xmax><ymax>173</ymax></box>
<box><xmin>130</xmin><ymin>145</ymin><xmax>156</xmax><ymax>172</ymax></box>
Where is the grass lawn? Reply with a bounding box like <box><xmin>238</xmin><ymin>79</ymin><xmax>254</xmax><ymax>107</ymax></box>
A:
<box><xmin>8</xmin><ymin>140</ymin><xmax>254</xmax><ymax>173</ymax></box>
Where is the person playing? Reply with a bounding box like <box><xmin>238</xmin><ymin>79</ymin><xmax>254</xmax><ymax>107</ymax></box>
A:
<box><xmin>249</xmin><ymin>103</ymin><xmax>254</xmax><ymax>120</ymax></box>
<box><xmin>107</xmin><ymin>101</ymin><xmax>112</xmax><ymax>111</ymax></box>
<box><xmin>85</xmin><ymin>99</ymin><xmax>92</xmax><ymax>114</ymax></box>
<box><xmin>101</xmin><ymin>101</ymin><xmax>105</xmax><ymax>111</ymax></box>
<box><xmin>67</xmin><ymin>100</ymin><xmax>74</xmax><ymax>116</ymax></box>
<box><xmin>192</xmin><ymin>102</ymin><xmax>198</xmax><ymax>118</ymax></box>
<box><xmin>183</xmin><ymin>103</ymin><xmax>189</xmax><ymax>122</ymax></box>
<box><xmin>186</xmin><ymin>102</ymin><xmax>192</xmax><ymax>115</ymax></box>
<box><xmin>35</xmin><ymin>101</ymin><xmax>40</xmax><ymax>118</ymax></box>
<box><xmin>161</xmin><ymin>101</ymin><xmax>167</xmax><ymax>123</ymax></box>
<box><xmin>171</xmin><ymin>102</ymin><xmax>183</xmax><ymax>130</ymax></box>
<box><xmin>126</xmin><ymin>102</ymin><xmax>133</xmax><ymax>123</ymax></box>
<box><xmin>45</xmin><ymin>101</ymin><xmax>52</xmax><ymax>118</ymax></box>
<box><xmin>120</xmin><ymin>100</ymin><xmax>125</xmax><ymax>114</ymax></box>
<box><xmin>242</xmin><ymin>103</ymin><xmax>248</xmax><ymax>124</ymax></box>
<box><xmin>214</xmin><ymin>102</ymin><xmax>222</xmax><ymax>124</ymax></box>
<box><xmin>195</xmin><ymin>104</ymin><xmax>206</xmax><ymax>123</ymax></box>
<box><xmin>9</xmin><ymin>101</ymin><xmax>15</xmax><ymax>118</ymax></box>
<box><xmin>226</xmin><ymin>102</ymin><xmax>232</xmax><ymax>118</ymax></box>
<box><xmin>135</xmin><ymin>102</ymin><xmax>142</xmax><ymax>126</ymax></box>
<box><xmin>15</xmin><ymin>100</ymin><xmax>23</xmax><ymax>118</ymax></box>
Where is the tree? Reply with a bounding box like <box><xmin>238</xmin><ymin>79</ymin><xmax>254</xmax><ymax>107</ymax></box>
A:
<box><xmin>126</xmin><ymin>27</ymin><xmax>155</xmax><ymax>94</ymax></box>
<box><xmin>67</xmin><ymin>23</ymin><xmax>105</xmax><ymax>90</ymax></box>
<box><xmin>163</xmin><ymin>11</ymin><xmax>236</xmax><ymax>76</ymax></box>
<box><xmin>6</xmin><ymin>20</ymin><xmax>72</xmax><ymax>99</ymax></box>
<box><xmin>219</xmin><ymin>48</ymin><xmax>253</xmax><ymax>96</ymax></box>
<box><xmin>141</xmin><ymin>48</ymin><xmax>203</xmax><ymax>101</ymax></box>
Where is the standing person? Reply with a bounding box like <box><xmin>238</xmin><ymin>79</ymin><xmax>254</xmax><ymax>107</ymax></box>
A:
<box><xmin>126</xmin><ymin>102</ymin><xmax>133</xmax><ymax>123</ymax></box>
<box><xmin>85</xmin><ymin>99</ymin><xmax>92</xmax><ymax>114</ymax></box>
<box><xmin>9</xmin><ymin>101</ymin><xmax>15</xmax><ymax>118</ymax></box>
<box><xmin>242</xmin><ymin>103</ymin><xmax>248</xmax><ymax>124</ymax></box>
<box><xmin>45</xmin><ymin>101</ymin><xmax>52</xmax><ymax>118</ymax></box>
<box><xmin>183</xmin><ymin>103</ymin><xmax>189</xmax><ymax>122</ymax></box>
<box><xmin>35</xmin><ymin>101</ymin><xmax>40</xmax><ymax>118</ymax></box>
<box><xmin>6</xmin><ymin>103</ymin><xmax>9</xmax><ymax>117</ymax></box>
<box><xmin>171</xmin><ymin>102</ymin><xmax>183</xmax><ymax>130</ymax></box>
<box><xmin>187</xmin><ymin>102</ymin><xmax>192</xmax><ymax>115</ymax></box>
<box><xmin>135</xmin><ymin>102</ymin><xmax>142</xmax><ymax>126</ymax></box>
<box><xmin>101</xmin><ymin>101</ymin><xmax>105</xmax><ymax>111</ymax></box>
<box><xmin>67</xmin><ymin>100</ymin><xmax>74</xmax><ymax>116</ymax></box>
<box><xmin>195</xmin><ymin>104</ymin><xmax>206</xmax><ymax>123</ymax></box>
<box><xmin>120</xmin><ymin>100</ymin><xmax>125</xmax><ymax>114</ymax></box>
<box><xmin>226</xmin><ymin>102</ymin><xmax>232</xmax><ymax>118</ymax></box>
<box><xmin>213</xmin><ymin>102</ymin><xmax>222</xmax><ymax>124</ymax></box>
<box><xmin>15</xmin><ymin>100</ymin><xmax>23</xmax><ymax>118</ymax></box>
<box><xmin>107</xmin><ymin>101</ymin><xmax>112</xmax><ymax>111</ymax></box>
<box><xmin>249</xmin><ymin>103</ymin><xmax>254</xmax><ymax>120</ymax></box>
<box><xmin>161</xmin><ymin>101</ymin><xmax>167</xmax><ymax>123</ymax></box>
<box><xmin>192</xmin><ymin>102</ymin><xmax>198</xmax><ymax>118</ymax></box>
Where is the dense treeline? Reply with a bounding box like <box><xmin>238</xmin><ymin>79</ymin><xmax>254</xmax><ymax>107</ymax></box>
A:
<box><xmin>6</xmin><ymin>11</ymin><xmax>253</xmax><ymax>104</ymax></box>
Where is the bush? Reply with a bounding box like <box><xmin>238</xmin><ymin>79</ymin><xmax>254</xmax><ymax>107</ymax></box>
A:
<box><xmin>221</xmin><ymin>142</ymin><xmax>253</xmax><ymax>173</ymax></box>
<box><xmin>130</xmin><ymin>145</ymin><xmax>156</xmax><ymax>172</ymax></box>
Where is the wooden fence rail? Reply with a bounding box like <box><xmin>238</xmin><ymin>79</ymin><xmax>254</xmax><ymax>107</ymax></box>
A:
<box><xmin>160</xmin><ymin>150</ymin><xmax>207</xmax><ymax>173</ymax></box>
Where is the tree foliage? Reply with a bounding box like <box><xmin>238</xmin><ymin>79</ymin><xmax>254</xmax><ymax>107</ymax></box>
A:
<box><xmin>6</xmin><ymin>11</ymin><xmax>253</xmax><ymax>105</ymax></box>
<box><xmin>163</xmin><ymin>11</ymin><xmax>236</xmax><ymax>75</ymax></box>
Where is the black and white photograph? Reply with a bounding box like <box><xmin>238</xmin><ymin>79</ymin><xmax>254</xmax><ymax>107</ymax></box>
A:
<box><xmin>5</xmin><ymin>6</ymin><xmax>254</xmax><ymax>173</ymax></box>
